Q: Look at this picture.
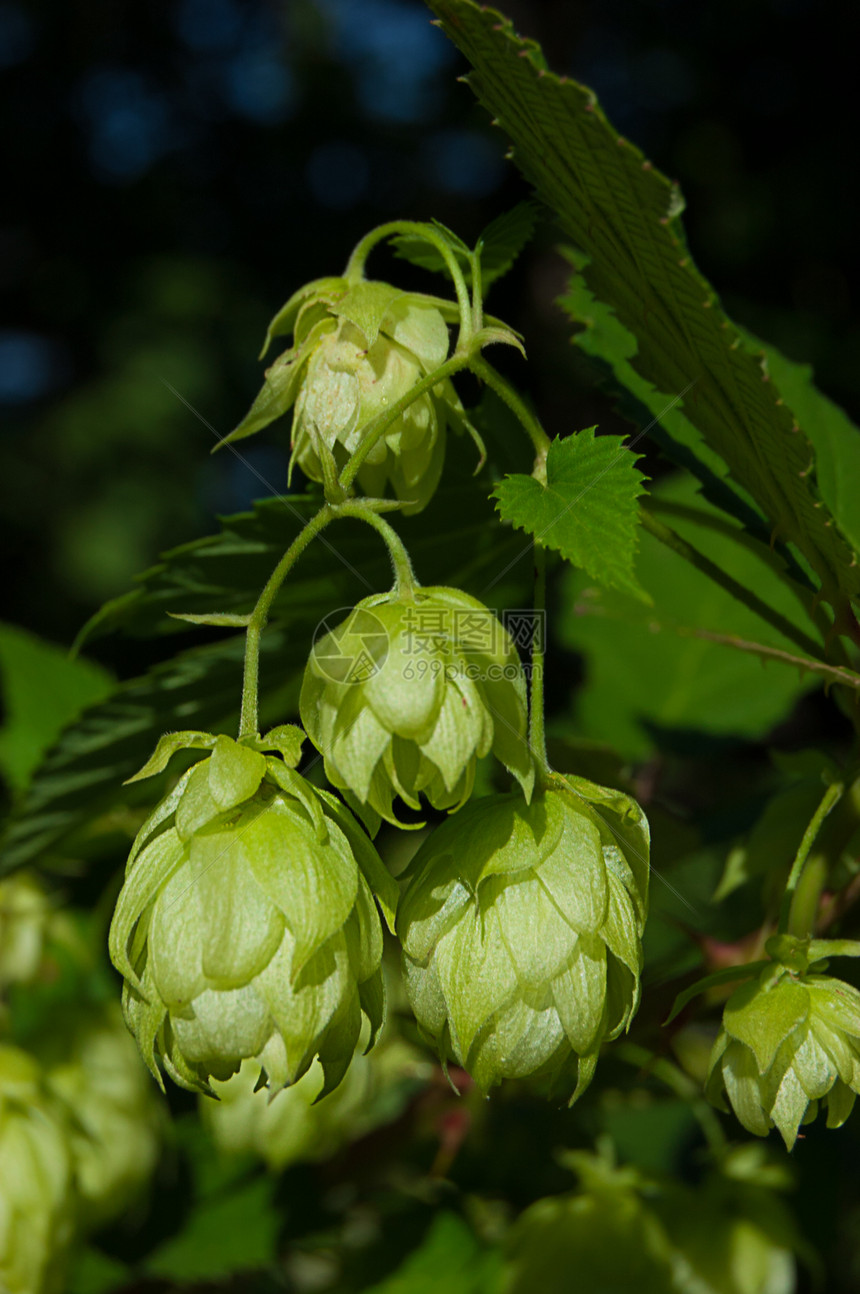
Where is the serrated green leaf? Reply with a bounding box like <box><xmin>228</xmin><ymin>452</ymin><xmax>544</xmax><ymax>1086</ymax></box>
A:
<box><xmin>427</xmin><ymin>0</ymin><xmax>860</xmax><ymax>622</ymax></box>
<box><xmin>754</xmin><ymin>339</ymin><xmax>860</xmax><ymax>559</ymax></box>
<box><xmin>557</xmin><ymin>474</ymin><xmax>825</xmax><ymax>758</ymax></box>
<box><xmin>492</xmin><ymin>428</ymin><xmax>648</xmax><ymax>598</ymax></box>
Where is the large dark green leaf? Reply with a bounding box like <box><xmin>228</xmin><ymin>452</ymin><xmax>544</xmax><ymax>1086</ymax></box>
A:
<box><xmin>425</xmin><ymin>0</ymin><xmax>860</xmax><ymax>627</ymax></box>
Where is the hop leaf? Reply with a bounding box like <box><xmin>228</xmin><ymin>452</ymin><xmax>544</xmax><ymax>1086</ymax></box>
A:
<box><xmin>397</xmin><ymin>777</ymin><xmax>649</xmax><ymax>1099</ymax></box>
<box><xmin>300</xmin><ymin>586</ymin><xmax>534</xmax><ymax>826</ymax></box>
<box><xmin>109</xmin><ymin>733</ymin><xmax>393</xmax><ymax>1096</ymax></box>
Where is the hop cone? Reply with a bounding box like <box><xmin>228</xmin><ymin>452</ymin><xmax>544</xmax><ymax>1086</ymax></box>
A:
<box><xmin>0</xmin><ymin>872</ymin><xmax>58</xmax><ymax>989</ymax></box>
<box><xmin>301</xmin><ymin>586</ymin><xmax>534</xmax><ymax>825</ymax></box>
<box><xmin>38</xmin><ymin>1003</ymin><xmax>162</xmax><ymax>1230</ymax></box>
<box><xmin>398</xmin><ymin>776</ymin><xmax>649</xmax><ymax>1099</ymax></box>
<box><xmin>707</xmin><ymin>959</ymin><xmax>860</xmax><ymax>1149</ymax></box>
<box><xmin>109</xmin><ymin>729</ymin><xmax>396</xmax><ymax>1095</ymax></box>
<box><xmin>0</xmin><ymin>1045</ymin><xmax>74</xmax><ymax>1294</ymax></box>
<box><xmin>230</xmin><ymin>276</ymin><xmax>469</xmax><ymax>514</ymax></box>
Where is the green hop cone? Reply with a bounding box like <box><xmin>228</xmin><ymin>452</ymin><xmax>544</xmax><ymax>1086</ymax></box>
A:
<box><xmin>300</xmin><ymin>586</ymin><xmax>534</xmax><ymax>826</ymax></box>
<box><xmin>231</xmin><ymin>276</ymin><xmax>470</xmax><ymax>514</ymax></box>
<box><xmin>706</xmin><ymin>958</ymin><xmax>860</xmax><ymax>1150</ymax></box>
<box><xmin>38</xmin><ymin>1003</ymin><xmax>162</xmax><ymax>1231</ymax></box>
<box><xmin>109</xmin><ymin>727</ymin><xmax>397</xmax><ymax>1095</ymax></box>
<box><xmin>0</xmin><ymin>872</ymin><xmax>58</xmax><ymax>989</ymax></box>
<box><xmin>397</xmin><ymin>776</ymin><xmax>649</xmax><ymax>1099</ymax></box>
<box><xmin>0</xmin><ymin>1045</ymin><xmax>74</xmax><ymax>1294</ymax></box>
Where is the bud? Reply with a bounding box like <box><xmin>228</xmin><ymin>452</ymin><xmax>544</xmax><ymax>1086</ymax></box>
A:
<box><xmin>301</xmin><ymin>587</ymin><xmax>534</xmax><ymax>826</ymax></box>
<box><xmin>231</xmin><ymin>278</ymin><xmax>468</xmax><ymax>515</ymax></box>
<box><xmin>109</xmin><ymin>729</ymin><xmax>396</xmax><ymax>1095</ymax></box>
<box><xmin>202</xmin><ymin>1028</ymin><xmax>429</xmax><ymax>1171</ymax></box>
<box><xmin>38</xmin><ymin>1003</ymin><xmax>162</xmax><ymax>1231</ymax></box>
<box><xmin>398</xmin><ymin>776</ymin><xmax>649</xmax><ymax>1099</ymax></box>
<box><xmin>706</xmin><ymin>959</ymin><xmax>860</xmax><ymax>1150</ymax></box>
<box><xmin>0</xmin><ymin>1044</ymin><xmax>74</xmax><ymax>1294</ymax></box>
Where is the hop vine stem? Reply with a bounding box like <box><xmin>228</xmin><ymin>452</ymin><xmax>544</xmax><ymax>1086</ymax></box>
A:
<box><xmin>238</xmin><ymin>501</ymin><xmax>417</xmax><ymax>739</ymax></box>
<box><xmin>779</xmin><ymin>780</ymin><xmax>845</xmax><ymax>937</ymax></box>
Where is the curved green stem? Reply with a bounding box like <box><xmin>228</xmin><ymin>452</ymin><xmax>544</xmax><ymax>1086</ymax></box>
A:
<box><xmin>338</xmin><ymin>353</ymin><xmax>470</xmax><ymax>493</ymax></box>
<box><xmin>779</xmin><ymin>781</ymin><xmax>844</xmax><ymax>936</ymax></box>
<box><xmin>529</xmin><ymin>542</ymin><xmax>550</xmax><ymax>772</ymax></box>
<box><xmin>469</xmin><ymin>356</ymin><xmax>551</xmax><ymax>457</ymax></box>
<box><xmin>239</xmin><ymin>505</ymin><xmax>334</xmax><ymax>738</ymax></box>
<box><xmin>335</xmin><ymin>501</ymin><xmax>417</xmax><ymax>597</ymax></box>
<box><xmin>344</xmin><ymin>221</ymin><xmax>473</xmax><ymax>345</ymax></box>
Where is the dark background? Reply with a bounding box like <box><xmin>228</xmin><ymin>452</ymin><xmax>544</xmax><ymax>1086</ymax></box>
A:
<box><xmin>2</xmin><ymin>0</ymin><xmax>858</xmax><ymax>657</ymax></box>
<box><xmin>3</xmin><ymin>3</ymin><xmax>860</xmax><ymax>1287</ymax></box>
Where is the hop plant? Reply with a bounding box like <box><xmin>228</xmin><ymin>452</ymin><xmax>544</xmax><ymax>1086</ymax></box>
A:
<box><xmin>0</xmin><ymin>1045</ymin><xmax>74</xmax><ymax>1294</ymax></box>
<box><xmin>300</xmin><ymin>585</ymin><xmax>534</xmax><ymax>825</ymax></box>
<box><xmin>202</xmin><ymin>1028</ymin><xmax>429</xmax><ymax>1171</ymax></box>
<box><xmin>109</xmin><ymin>727</ymin><xmax>397</xmax><ymax>1095</ymax></box>
<box><xmin>227</xmin><ymin>276</ymin><xmax>474</xmax><ymax>514</ymax></box>
<box><xmin>397</xmin><ymin>775</ymin><xmax>649</xmax><ymax>1099</ymax></box>
<box><xmin>38</xmin><ymin>1003</ymin><xmax>162</xmax><ymax>1230</ymax></box>
<box><xmin>706</xmin><ymin>943</ymin><xmax>860</xmax><ymax>1150</ymax></box>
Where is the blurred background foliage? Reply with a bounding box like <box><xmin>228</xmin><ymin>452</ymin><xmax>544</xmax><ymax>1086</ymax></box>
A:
<box><xmin>2</xmin><ymin>0</ymin><xmax>860</xmax><ymax>1290</ymax></box>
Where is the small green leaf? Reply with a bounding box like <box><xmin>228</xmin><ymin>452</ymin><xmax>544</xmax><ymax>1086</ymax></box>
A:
<box><xmin>363</xmin><ymin>1211</ymin><xmax>502</xmax><ymax>1294</ymax></box>
<box><xmin>492</xmin><ymin>428</ymin><xmax>648</xmax><ymax>598</ymax></box>
<box><xmin>256</xmin><ymin>723</ymin><xmax>305</xmax><ymax>768</ymax></box>
<box><xmin>476</xmin><ymin>200</ymin><xmax>540</xmax><ymax>287</ymax></box>
<box><xmin>124</xmin><ymin>730</ymin><xmax>217</xmax><ymax>784</ymax></box>
<box><xmin>392</xmin><ymin>205</ymin><xmax>537</xmax><ymax>294</ymax></box>
<box><xmin>664</xmin><ymin>962</ymin><xmax>769</xmax><ymax>1025</ymax></box>
<box><xmin>0</xmin><ymin>622</ymin><xmax>112</xmax><ymax>793</ymax></box>
<box><xmin>144</xmin><ymin>1174</ymin><xmax>279</xmax><ymax>1282</ymax></box>
<box><xmin>168</xmin><ymin>611</ymin><xmax>252</xmax><ymax>627</ymax></box>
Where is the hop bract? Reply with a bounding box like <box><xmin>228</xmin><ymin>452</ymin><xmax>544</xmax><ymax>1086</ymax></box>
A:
<box><xmin>707</xmin><ymin>959</ymin><xmax>860</xmax><ymax>1150</ymax></box>
<box><xmin>230</xmin><ymin>276</ymin><xmax>467</xmax><ymax>514</ymax></box>
<box><xmin>397</xmin><ymin>776</ymin><xmax>649</xmax><ymax>1099</ymax></box>
<box><xmin>0</xmin><ymin>1044</ymin><xmax>74</xmax><ymax>1294</ymax></box>
<box><xmin>300</xmin><ymin>586</ymin><xmax>534</xmax><ymax>826</ymax></box>
<box><xmin>109</xmin><ymin>728</ymin><xmax>396</xmax><ymax>1095</ymax></box>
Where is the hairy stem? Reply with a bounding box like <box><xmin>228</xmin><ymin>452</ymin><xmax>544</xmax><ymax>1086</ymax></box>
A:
<box><xmin>239</xmin><ymin>505</ymin><xmax>334</xmax><ymax>738</ymax></box>
<box><xmin>336</xmin><ymin>501</ymin><xmax>417</xmax><ymax>596</ymax></box>
<box><xmin>529</xmin><ymin>542</ymin><xmax>550</xmax><ymax>771</ymax></box>
<box><xmin>470</xmin><ymin>355</ymin><xmax>551</xmax><ymax>457</ymax></box>
<box><xmin>344</xmin><ymin>220</ymin><xmax>473</xmax><ymax>343</ymax></box>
